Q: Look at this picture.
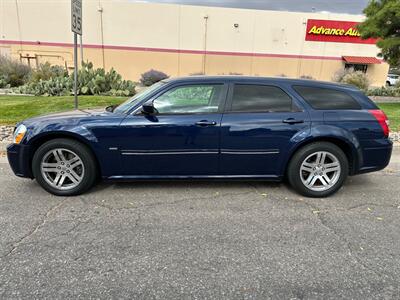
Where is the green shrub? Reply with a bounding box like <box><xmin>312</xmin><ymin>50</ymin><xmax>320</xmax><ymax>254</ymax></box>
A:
<box><xmin>14</xmin><ymin>61</ymin><xmax>135</xmax><ymax>96</ymax></box>
<box><xmin>367</xmin><ymin>87</ymin><xmax>400</xmax><ymax>97</ymax></box>
<box><xmin>140</xmin><ymin>69</ymin><xmax>169</xmax><ymax>86</ymax></box>
<box><xmin>76</xmin><ymin>62</ymin><xmax>135</xmax><ymax>96</ymax></box>
<box><xmin>0</xmin><ymin>75</ymin><xmax>9</xmax><ymax>88</ymax></box>
<box><xmin>16</xmin><ymin>76</ymin><xmax>72</xmax><ymax>96</ymax></box>
<box><xmin>0</xmin><ymin>55</ymin><xmax>32</xmax><ymax>87</ymax></box>
<box><xmin>30</xmin><ymin>62</ymin><xmax>68</xmax><ymax>83</ymax></box>
<box><xmin>333</xmin><ymin>68</ymin><xmax>369</xmax><ymax>90</ymax></box>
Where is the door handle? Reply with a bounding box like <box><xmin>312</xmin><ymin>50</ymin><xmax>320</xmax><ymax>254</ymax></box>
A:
<box><xmin>282</xmin><ymin>118</ymin><xmax>304</xmax><ymax>124</ymax></box>
<box><xmin>195</xmin><ymin>120</ymin><xmax>217</xmax><ymax>127</ymax></box>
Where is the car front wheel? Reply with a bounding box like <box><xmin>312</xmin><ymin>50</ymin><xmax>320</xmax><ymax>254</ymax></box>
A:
<box><xmin>32</xmin><ymin>138</ymin><xmax>98</xmax><ymax>196</ymax></box>
<box><xmin>287</xmin><ymin>142</ymin><xmax>348</xmax><ymax>198</ymax></box>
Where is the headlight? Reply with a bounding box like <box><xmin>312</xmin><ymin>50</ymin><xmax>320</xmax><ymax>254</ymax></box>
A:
<box><xmin>13</xmin><ymin>124</ymin><xmax>27</xmax><ymax>144</ymax></box>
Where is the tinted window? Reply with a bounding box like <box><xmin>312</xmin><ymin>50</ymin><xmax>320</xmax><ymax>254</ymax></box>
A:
<box><xmin>230</xmin><ymin>84</ymin><xmax>292</xmax><ymax>112</ymax></box>
<box><xmin>153</xmin><ymin>84</ymin><xmax>223</xmax><ymax>114</ymax></box>
<box><xmin>293</xmin><ymin>86</ymin><xmax>361</xmax><ymax>110</ymax></box>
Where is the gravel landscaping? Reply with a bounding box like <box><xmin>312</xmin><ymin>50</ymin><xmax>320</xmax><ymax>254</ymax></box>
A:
<box><xmin>0</xmin><ymin>126</ymin><xmax>13</xmax><ymax>142</ymax></box>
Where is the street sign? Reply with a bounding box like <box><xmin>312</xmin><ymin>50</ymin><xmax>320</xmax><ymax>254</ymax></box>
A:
<box><xmin>71</xmin><ymin>0</ymin><xmax>82</xmax><ymax>35</ymax></box>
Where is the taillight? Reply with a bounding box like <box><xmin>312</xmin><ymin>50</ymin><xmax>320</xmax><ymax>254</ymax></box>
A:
<box><xmin>368</xmin><ymin>109</ymin><xmax>389</xmax><ymax>137</ymax></box>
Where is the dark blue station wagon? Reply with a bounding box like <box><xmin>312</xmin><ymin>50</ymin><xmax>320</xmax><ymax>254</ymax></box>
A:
<box><xmin>7</xmin><ymin>76</ymin><xmax>392</xmax><ymax>197</ymax></box>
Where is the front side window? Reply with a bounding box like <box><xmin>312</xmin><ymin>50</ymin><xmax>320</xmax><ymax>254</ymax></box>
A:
<box><xmin>293</xmin><ymin>85</ymin><xmax>361</xmax><ymax>110</ymax></box>
<box><xmin>153</xmin><ymin>84</ymin><xmax>223</xmax><ymax>114</ymax></box>
<box><xmin>229</xmin><ymin>84</ymin><xmax>292</xmax><ymax>112</ymax></box>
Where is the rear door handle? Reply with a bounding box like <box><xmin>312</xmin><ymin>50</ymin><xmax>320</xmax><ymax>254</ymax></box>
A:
<box><xmin>195</xmin><ymin>120</ymin><xmax>217</xmax><ymax>127</ymax></box>
<box><xmin>282</xmin><ymin>118</ymin><xmax>304</xmax><ymax>124</ymax></box>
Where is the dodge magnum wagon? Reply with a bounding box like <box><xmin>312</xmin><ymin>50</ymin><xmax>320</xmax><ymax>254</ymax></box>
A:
<box><xmin>7</xmin><ymin>76</ymin><xmax>392</xmax><ymax>197</ymax></box>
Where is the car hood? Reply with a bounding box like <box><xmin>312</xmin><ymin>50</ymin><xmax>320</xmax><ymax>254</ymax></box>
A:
<box><xmin>21</xmin><ymin>109</ymin><xmax>111</xmax><ymax>127</ymax></box>
<box><xmin>20</xmin><ymin>108</ymin><xmax>125</xmax><ymax>143</ymax></box>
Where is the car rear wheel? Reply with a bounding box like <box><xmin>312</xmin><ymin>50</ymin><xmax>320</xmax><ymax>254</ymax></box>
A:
<box><xmin>287</xmin><ymin>142</ymin><xmax>348</xmax><ymax>198</ymax></box>
<box><xmin>32</xmin><ymin>138</ymin><xmax>97</xmax><ymax>196</ymax></box>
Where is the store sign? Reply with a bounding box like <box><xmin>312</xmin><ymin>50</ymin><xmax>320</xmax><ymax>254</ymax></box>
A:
<box><xmin>305</xmin><ymin>19</ymin><xmax>377</xmax><ymax>44</ymax></box>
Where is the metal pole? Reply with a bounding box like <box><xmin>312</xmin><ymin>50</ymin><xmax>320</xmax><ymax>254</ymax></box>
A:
<box><xmin>79</xmin><ymin>34</ymin><xmax>83</xmax><ymax>64</ymax></box>
<box><xmin>74</xmin><ymin>33</ymin><xmax>78</xmax><ymax>110</ymax></box>
<box><xmin>202</xmin><ymin>15</ymin><xmax>208</xmax><ymax>74</ymax></box>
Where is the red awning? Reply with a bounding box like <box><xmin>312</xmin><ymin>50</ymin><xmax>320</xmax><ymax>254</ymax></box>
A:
<box><xmin>342</xmin><ymin>56</ymin><xmax>381</xmax><ymax>64</ymax></box>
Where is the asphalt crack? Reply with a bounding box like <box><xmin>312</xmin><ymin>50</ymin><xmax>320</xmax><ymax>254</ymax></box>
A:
<box><xmin>1</xmin><ymin>200</ymin><xmax>65</xmax><ymax>258</ymax></box>
<box><xmin>287</xmin><ymin>197</ymin><xmax>398</xmax><ymax>286</ymax></box>
<box><xmin>80</xmin><ymin>190</ymin><xmax>256</xmax><ymax>211</ymax></box>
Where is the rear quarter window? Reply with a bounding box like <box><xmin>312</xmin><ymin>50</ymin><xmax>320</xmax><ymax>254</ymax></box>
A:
<box><xmin>293</xmin><ymin>85</ymin><xmax>361</xmax><ymax>110</ymax></box>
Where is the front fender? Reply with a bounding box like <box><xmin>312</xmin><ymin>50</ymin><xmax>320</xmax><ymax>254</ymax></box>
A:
<box><xmin>25</xmin><ymin>125</ymin><xmax>98</xmax><ymax>146</ymax></box>
<box><xmin>14</xmin><ymin>126</ymin><xmax>101</xmax><ymax>180</ymax></box>
<box><xmin>281</xmin><ymin>124</ymin><xmax>362</xmax><ymax>175</ymax></box>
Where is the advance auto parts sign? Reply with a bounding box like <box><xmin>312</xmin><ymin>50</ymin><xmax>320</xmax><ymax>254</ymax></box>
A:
<box><xmin>305</xmin><ymin>19</ymin><xmax>377</xmax><ymax>44</ymax></box>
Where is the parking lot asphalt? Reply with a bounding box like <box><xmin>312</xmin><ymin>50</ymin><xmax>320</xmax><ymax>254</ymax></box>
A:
<box><xmin>0</xmin><ymin>148</ymin><xmax>399</xmax><ymax>299</ymax></box>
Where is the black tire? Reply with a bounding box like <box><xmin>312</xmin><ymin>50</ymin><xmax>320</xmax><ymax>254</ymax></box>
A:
<box><xmin>287</xmin><ymin>142</ymin><xmax>348</xmax><ymax>198</ymax></box>
<box><xmin>32</xmin><ymin>138</ymin><xmax>98</xmax><ymax>196</ymax></box>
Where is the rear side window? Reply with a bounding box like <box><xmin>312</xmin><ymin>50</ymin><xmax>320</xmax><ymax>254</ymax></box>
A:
<box><xmin>293</xmin><ymin>86</ymin><xmax>361</xmax><ymax>110</ymax></box>
<box><xmin>230</xmin><ymin>84</ymin><xmax>292</xmax><ymax>112</ymax></box>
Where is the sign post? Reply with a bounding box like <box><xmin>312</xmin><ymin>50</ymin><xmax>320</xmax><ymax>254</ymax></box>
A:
<box><xmin>71</xmin><ymin>0</ymin><xmax>82</xmax><ymax>110</ymax></box>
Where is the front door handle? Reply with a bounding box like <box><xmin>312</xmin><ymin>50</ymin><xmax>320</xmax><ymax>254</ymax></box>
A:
<box><xmin>282</xmin><ymin>118</ymin><xmax>304</xmax><ymax>124</ymax></box>
<box><xmin>195</xmin><ymin>120</ymin><xmax>217</xmax><ymax>127</ymax></box>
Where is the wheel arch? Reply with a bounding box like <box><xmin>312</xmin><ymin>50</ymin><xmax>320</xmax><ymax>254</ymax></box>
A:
<box><xmin>283</xmin><ymin>135</ymin><xmax>360</xmax><ymax>176</ymax></box>
<box><xmin>27</xmin><ymin>131</ymin><xmax>101</xmax><ymax>178</ymax></box>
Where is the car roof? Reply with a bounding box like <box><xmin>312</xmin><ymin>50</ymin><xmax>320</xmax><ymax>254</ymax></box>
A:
<box><xmin>164</xmin><ymin>75</ymin><xmax>360</xmax><ymax>91</ymax></box>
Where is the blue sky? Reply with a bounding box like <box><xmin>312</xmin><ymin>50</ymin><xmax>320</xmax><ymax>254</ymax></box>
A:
<box><xmin>133</xmin><ymin>0</ymin><xmax>370</xmax><ymax>14</ymax></box>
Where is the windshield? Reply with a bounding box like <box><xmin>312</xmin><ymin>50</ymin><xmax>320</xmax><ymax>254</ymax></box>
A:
<box><xmin>113</xmin><ymin>81</ymin><xmax>166</xmax><ymax>114</ymax></box>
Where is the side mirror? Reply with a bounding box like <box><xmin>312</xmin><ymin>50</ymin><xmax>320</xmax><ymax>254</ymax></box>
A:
<box><xmin>141</xmin><ymin>101</ymin><xmax>157</xmax><ymax>115</ymax></box>
<box><xmin>105</xmin><ymin>104</ymin><xmax>117</xmax><ymax>112</ymax></box>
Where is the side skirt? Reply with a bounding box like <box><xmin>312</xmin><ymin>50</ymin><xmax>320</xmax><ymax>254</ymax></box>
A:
<box><xmin>104</xmin><ymin>174</ymin><xmax>282</xmax><ymax>181</ymax></box>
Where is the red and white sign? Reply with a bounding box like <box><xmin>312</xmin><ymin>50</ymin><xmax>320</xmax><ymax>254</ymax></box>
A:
<box><xmin>305</xmin><ymin>19</ymin><xmax>377</xmax><ymax>44</ymax></box>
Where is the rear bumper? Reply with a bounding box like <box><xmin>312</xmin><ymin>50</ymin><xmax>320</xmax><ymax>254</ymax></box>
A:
<box><xmin>355</xmin><ymin>140</ymin><xmax>393</xmax><ymax>175</ymax></box>
<box><xmin>7</xmin><ymin>143</ymin><xmax>33</xmax><ymax>178</ymax></box>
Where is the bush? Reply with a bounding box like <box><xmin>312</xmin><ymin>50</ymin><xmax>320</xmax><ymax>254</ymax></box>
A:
<box><xmin>140</xmin><ymin>69</ymin><xmax>169</xmax><ymax>86</ymax></box>
<box><xmin>30</xmin><ymin>62</ymin><xmax>68</xmax><ymax>83</ymax></box>
<box><xmin>0</xmin><ymin>55</ymin><xmax>31</xmax><ymax>87</ymax></box>
<box><xmin>300</xmin><ymin>75</ymin><xmax>315</xmax><ymax>80</ymax></box>
<box><xmin>333</xmin><ymin>68</ymin><xmax>369</xmax><ymax>90</ymax></box>
<box><xmin>367</xmin><ymin>87</ymin><xmax>400</xmax><ymax>97</ymax></box>
<box><xmin>16</xmin><ymin>76</ymin><xmax>72</xmax><ymax>96</ymax></box>
<box><xmin>14</xmin><ymin>61</ymin><xmax>135</xmax><ymax>96</ymax></box>
<box><xmin>77</xmin><ymin>62</ymin><xmax>135</xmax><ymax>96</ymax></box>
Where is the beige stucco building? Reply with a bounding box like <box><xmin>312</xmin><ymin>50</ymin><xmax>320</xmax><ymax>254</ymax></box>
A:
<box><xmin>0</xmin><ymin>0</ymin><xmax>389</xmax><ymax>86</ymax></box>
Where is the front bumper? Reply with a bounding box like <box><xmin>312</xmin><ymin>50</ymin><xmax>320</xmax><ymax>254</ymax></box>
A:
<box><xmin>7</xmin><ymin>143</ymin><xmax>34</xmax><ymax>178</ymax></box>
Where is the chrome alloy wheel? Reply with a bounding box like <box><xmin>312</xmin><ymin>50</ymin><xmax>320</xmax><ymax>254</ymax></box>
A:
<box><xmin>299</xmin><ymin>151</ymin><xmax>341</xmax><ymax>192</ymax></box>
<box><xmin>40</xmin><ymin>148</ymin><xmax>85</xmax><ymax>191</ymax></box>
